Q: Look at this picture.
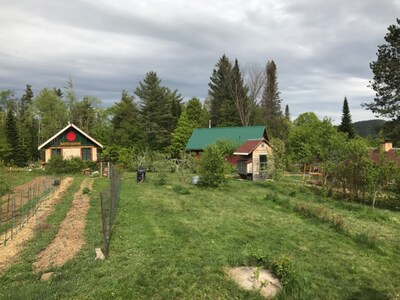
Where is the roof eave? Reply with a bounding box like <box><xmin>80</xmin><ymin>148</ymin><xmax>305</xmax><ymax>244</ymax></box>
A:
<box><xmin>38</xmin><ymin>123</ymin><xmax>104</xmax><ymax>150</ymax></box>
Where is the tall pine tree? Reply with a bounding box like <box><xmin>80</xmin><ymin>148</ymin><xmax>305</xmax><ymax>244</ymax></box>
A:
<box><xmin>18</xmin><ymin>84</ymin><xmax>38</xmax><ymax>161</ymax></box>
<box><xmin>229</xmin><ymin>59</ymin><xmax>251</xmax><ymax>126</ymax></box>
<box><xmin>135</xmin><ymin>71</ymin><xmax>182</xmax><ymax>149</ymax></box>
<box><xmin>261</xmin><ymin>60</ymin><xmax>287</xmax><ymax>139</ymax></box>
<box><xmin>208</xmin><ymin>55</ymin><xmax>241</xmax><ymax>127</ymax></box>
<box><xmin>111</xmin><ymin>90</ymin><xmax>141</xmax><ymax>148</ymax></box>
<box><xmin>338</xmin><ymin>97</ymin><xmax>356</xmax><ymax>139</ymax></box>
<box><xmin>6</xmin><ymin>102</ymin><xmax>28</xmax><ymax>166</ymax></box>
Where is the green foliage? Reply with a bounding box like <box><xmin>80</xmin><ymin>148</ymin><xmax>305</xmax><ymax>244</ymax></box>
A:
<box><xmin>186</xmin><ymin>97</ymin><xmax>207</xmax><ymax>127</ymax></box>
<box><xmin>365</xmin><ymin>18</ymin><xmax>400</xmax><ymax>118</ymax></box>
<box><xmin>269</xmin><ymin>137</ymin><xmax>286</xmax><ymax>180</ymax></box>
<box><xmin>288</xmin><ymin>112</ymin><xmax>347</xmax><ymax>164</ymax></box>
<box><xmin>82</xmin><ymin>187</ymin><xmax>91</xmax><ymax>195</ymax></box>
<box><xmin>135</xmin><ymin>71</ymin><xmax>183</xmax><ymax>149</ymax></box>
<box><xmin>45</xmin><ymin>156</ymin><xmax>94</xmax><ymax>174</ymax></box>
<box><xmin>169</xmin><ymin>111</ymin><xmax>194</xmax><ymax>158</ymax></box>
<box><xmin>353</xmin><ymin>119</ymin><xmax>385</xmax><ymax>138</ymax></box>
<box><xmin>208</xmin><ymin>55</ymin><xmax>241</xmax><ymax>127</ymax></box>
<box><xmin>34</xmin><ymin>88</ymin><xmax>68</xmax><ymax>143</ymax></box>
<box><xmin>110</xmin><ymin>90</ymin><xmax>142</xmax><ymax>148</ymax></box>
<box><xmin>246</xmin><ymin>251</ymin><xmax>294</xmax><ymax>287</ymax></box>
<box><xmin>198</xmin><ymin>144</ymin><xmax>230</xmax><ymax>188</ymax></box>
<box><xmin>152</xmin><ymin>153</ymin><xmax>176</xmax><ymax>184</ymax></box>
<box><xmin>176</xmin><ymin>152</ymin><xmax>197</xmax><ymax>184</ymax></box>
<box><xmin>338</xmin><ymin>97</ymin><xmax>356</xmax><ymax>139</ymax></box>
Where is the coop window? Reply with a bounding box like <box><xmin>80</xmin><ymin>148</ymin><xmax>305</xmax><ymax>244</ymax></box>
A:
<box><xmin>259</xmin><ymin>155</ymin><xmax>267</xmax><ymax>171</ymax></box>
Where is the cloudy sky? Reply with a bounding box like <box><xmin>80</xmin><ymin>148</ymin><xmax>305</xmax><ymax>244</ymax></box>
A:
<box><xmin>0</xmin><ymin>0</ymin><xmax>398</xmax><ymax>123</ymax></box>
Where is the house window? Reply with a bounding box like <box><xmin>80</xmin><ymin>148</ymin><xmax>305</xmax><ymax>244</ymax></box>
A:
<box><xmin>51</xmin><ymin>148</ymin><xmax>61</xmax><ymax>157</ymax></box>
<box><xmin>259</xmin><ymin>155</ymin><xmax>267</xmax><ymax>172</ymax></box>
<box><xmin>82</xmin><ymin>148</ymin><xmax>91</xmax><ymax>161</ymax></box>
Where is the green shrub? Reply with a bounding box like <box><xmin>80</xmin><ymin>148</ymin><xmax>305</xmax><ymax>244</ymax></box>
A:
<box><xmin>45</xmin><ymin>156</ymin><xmax>96</xmax><ymax>174</ymax></box>
<box><xmin>82</xmin><ymin>187</ymin><xmax>91</xmax><ymax>195</ymax></box>
<box><xmin>198</xmin><ymin>144</ymin><xmax>229</xmax><ymax>188</ymax></box>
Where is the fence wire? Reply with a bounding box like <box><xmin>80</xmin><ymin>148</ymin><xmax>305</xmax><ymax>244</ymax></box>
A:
<box><xmin>0</xmin><ymin>176</ymin><xmax>62</xmax><ymax>246</ymax></box>
<box><xmin>100</xmin><ymin>164</ymin><xmax>122</xmax><ymax>257</ymax></box>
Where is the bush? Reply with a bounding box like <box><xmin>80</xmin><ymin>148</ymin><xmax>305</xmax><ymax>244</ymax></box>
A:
<box><xmin>198</xmin><ymin>144</ymin><xmax>230</xmax><ymax>188</ymax></box>
<box><xmin>45</xmin><ymin>156</ymin><xmax>97</xmax><ymax>174</ymax></box>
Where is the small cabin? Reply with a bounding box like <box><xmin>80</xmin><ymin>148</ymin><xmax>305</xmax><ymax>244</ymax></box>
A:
<box><xmin>233</xmin><ymin>138</ymin><xmax>273</xmax><ymax>181</ymax></box>
<box><xmin>186</xmin><ymin>126</ymin><xmax>269</xmax><ymax>164</ymax></box>
<box><xmin>38</xmin><ymin>123</ymin><xmax>103</xmax><ymax>163</ymax></box>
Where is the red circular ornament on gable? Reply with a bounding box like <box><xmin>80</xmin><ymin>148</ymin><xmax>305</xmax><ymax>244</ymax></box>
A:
<box><xmin>66</xmin><ymin>131</ymin><xmax>76</xmax><ymax>142</ymax></box>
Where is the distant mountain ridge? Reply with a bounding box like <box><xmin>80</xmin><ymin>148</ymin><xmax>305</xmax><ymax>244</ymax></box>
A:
<box><xmin>353</xmin><ymin>119</ymin><xmax>386</xmax><ymax>138</ymax></box>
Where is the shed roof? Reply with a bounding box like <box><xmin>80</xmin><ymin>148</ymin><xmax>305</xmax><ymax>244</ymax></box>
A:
<box><xmin>233</xmin><ymin>139</ymin><xmax>265</xmax><ymax>155</ymax></box>
<box><xmin>186</xmin><ymin>126</ymin><xmax>268</xmax><ymax>151</ymax></box>
<box><xmin>38</xmin><ymin>123</ymin><xmax>103</xmax><ymax>150</ymax></box>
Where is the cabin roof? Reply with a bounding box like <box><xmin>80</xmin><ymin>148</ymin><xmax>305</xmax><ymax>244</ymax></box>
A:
<box><xmin>186</xmin><ymin>126</ymin><xmax>268</xmax><ymax>151</ymax></box>
<box><xmin>233</xmin><ymin>139</ymin><xmax>266</xmax><ymax>155</ymax></box>
<box><xmin>38</xmin><ymin>123</ymin><xmax>104</xmax><ymax>150</ymax></box>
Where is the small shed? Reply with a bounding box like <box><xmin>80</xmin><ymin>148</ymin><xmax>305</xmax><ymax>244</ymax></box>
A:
<box><xmin>38</xmin><ymin>123</ymin><xmax>103</xmax><ymax>163</ymax></box>
<box><xmin>233</xmin><ymin>138</ymin><xmax>273</xmax><ymax>181</ymax></box>
<box><xmin>186</xmin><ymin>126</ymin><xmax>269</xmax><ymax>164</ymax></box>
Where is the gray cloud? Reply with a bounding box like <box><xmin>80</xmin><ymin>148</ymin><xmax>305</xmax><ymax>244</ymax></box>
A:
<box><xmin>0</xmin><ymin>0</ymin><xmax>398</xmax><ymax>123</ymax></box>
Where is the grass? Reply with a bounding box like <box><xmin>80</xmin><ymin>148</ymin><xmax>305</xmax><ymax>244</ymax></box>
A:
<box><xmin>0</xmin><ymin>172</ymin><xmax>399</xmax><ymax>299</ymax></box>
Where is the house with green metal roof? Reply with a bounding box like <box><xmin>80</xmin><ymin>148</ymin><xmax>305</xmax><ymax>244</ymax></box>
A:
<box><xmin>186</xmin><ymin>126</ymin><xmax>269</xmax><ymax>153</ymax></box>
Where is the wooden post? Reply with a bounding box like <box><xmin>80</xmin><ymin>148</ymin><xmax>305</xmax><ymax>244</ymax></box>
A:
<box><xmin>20</xmin><ymin>190</ymin><xmax>23</xmax><ymax>229</ymax></box>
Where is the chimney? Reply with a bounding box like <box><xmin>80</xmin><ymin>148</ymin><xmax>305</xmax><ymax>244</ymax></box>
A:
<box><xmin>381</xmin><ymin>140</ymin><xmax>393</xmax><ymax>152</ymax></box>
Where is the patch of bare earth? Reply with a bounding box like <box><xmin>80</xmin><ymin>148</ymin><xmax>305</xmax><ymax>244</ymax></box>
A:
<box><xmin>228</xmin><ymin>266</ymin><xmax>282</xmax><ymax>299</ymax></box>
<box><xmin>34</xmin><ymin>178</ymin><xmax>93</xmax><ymax>272</ymax></box>
<box><xmin>0</xmin><ymin>177</ymin><xmax>74</xmax><ymax>273</ymax></box>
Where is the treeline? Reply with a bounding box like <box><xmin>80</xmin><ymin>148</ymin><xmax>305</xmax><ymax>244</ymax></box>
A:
<box><xmin>0</xmin><ymin>54</ymin><xmax>291</xmax><ymax>166</ymax></box>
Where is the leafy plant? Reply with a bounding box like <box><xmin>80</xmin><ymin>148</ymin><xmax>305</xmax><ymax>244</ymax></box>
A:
<box><xmin>198</xmin><ymin>144</ymin><xmax>230</xmax><ymax>188</ymax></box>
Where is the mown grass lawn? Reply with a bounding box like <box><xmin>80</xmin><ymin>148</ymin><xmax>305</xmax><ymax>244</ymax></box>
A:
<box><xmin>1</xmin><ymin>172</ymin><xmax>400</xmax><ymax>299</ymax></box>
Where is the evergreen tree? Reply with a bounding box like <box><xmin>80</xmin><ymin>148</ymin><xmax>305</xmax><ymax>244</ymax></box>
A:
<box><xmin>65</xmin><ymin>76</ymin><xmax>77</xmax><ymax>121</ymax></box>
<box><xmin>338</xmin><ymin>97</ymin><xmax>356</xmax><ymax>139</ymax></box>
<box><xmin>208</xmin><ymin>55</ymin><xmax>241</xmax><ymax>127</ymax></box>
<box><xmin>261</xmin><ymin>60</ymin><xmax>287</xmax><ymax>139</ymax></box>
<box><xmin>229</xmin><ymin>59</ymin><xmax>251</xmax><ymax>126</ymax></box>
<box><xmin>53</xmin><ymin>87</ymin><xmax>63</xmax><ymax>98</ymax></box>
<box><xmin>19</xmin><ymin>84</ymin><xmax>34</xmax><ymax>117</ymax></box>
<box><xmin>71</xmin><ymin>96</ymin><xmax>100</xmax><ymax>134</ymax></box>
<box><xmin>18</xmin><ymin>84</ymin><xmax>38</xmax><ymax>161</ymax></box>
<box><xmin>5</xmin><ymin>102</ymin><xmax>27</xmax><ymax>166</ymax></box>
<box><xmin>284</xmin><ymin>104</ymin><xmax>290</xmax><ymax>121</ymax></box>
<box><xmin>364</xmin><ymin>19</ymin><xmax>400</xmax><ymax>118</ymax></box>
<box><xmin>135</xmin><ymin>71</ymin><xmax>182</xmax><ymax>149</ymax></box>
<box><xmin>169</xmin><ymin>111</ymin><xmax>194</xmax><ymax>158</ymax></box>
<box><xmin>111</xmin><ymin>90</ymin><xmax>141</xmax><ymax>148</ymax></box>
<box><xmin>186</xmin><ymin>97</ymin><xmax>208</xmax><ymax>127</ymax></box>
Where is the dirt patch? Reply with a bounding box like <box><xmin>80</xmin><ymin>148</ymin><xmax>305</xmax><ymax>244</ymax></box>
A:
<box><xmin>0</xmin><ymin>177</ymin><xmax>74</xmax><ymax>273</ymax></box>
<box><xmin>34</xmin><ymin>179</ymin><xmax>93</xmax><ymax>272</ymax></box>
<box><xmin>228</xmin><ymin>266</ymin><xmax>281</xmax><ymax>299</ymax></box>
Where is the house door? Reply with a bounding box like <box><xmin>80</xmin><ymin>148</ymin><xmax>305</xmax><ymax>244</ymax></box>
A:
<box><xmin>82</xmin><ymin>148</ymin><xmax>92</xmax><ymax>161</ymax></box>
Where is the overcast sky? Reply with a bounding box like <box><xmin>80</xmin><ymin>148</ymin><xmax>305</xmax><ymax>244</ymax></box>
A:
<box><xmin>0</xmin><ymin>0</ymin><xmax>398</xmax><ymax>124</ymax></box>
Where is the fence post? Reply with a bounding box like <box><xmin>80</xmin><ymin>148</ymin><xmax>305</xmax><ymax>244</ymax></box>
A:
<box><xmin>20</xmin><ymin>190</ymin><xmax>23</xmax><ymax>229</ymax></box>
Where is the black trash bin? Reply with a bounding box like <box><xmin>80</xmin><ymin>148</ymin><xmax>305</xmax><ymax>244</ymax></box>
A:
<box><xmin>137</xmin><ymin>167</ymin><xmax>146</xmax><ymax>182</ymax></box>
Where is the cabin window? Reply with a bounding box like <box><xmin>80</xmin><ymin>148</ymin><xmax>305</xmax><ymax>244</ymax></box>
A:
<box><xmin>259</xmin><ymin>155</ymin><xmax>267</xmax><ymax>172</ymax></box>
<box><xmin>82</xmin><ymin>148</ymin><xmax>91</xmax><ymax>161</ymax></box>
<box><xmin>51</xmin><ymin>148</ymin><xmax>61</xmax><ymax>157</ymax></box>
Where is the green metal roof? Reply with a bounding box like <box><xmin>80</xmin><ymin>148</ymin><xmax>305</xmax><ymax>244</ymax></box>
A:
<box><xmin>186</xmin><ymin>126</ymin><xmax>268</xmax><ymax>151</ymax></box>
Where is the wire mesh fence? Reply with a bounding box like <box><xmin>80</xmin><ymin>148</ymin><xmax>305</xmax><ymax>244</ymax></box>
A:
<box><xmin>100</xmin><ymin>163</ymin><xmax>122</xmax><ymax>257</ymax></box>
<box><xmin>0</xmin><ymin>176</ymin><xmax>62</xmax><ymax>246</ymax></box>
